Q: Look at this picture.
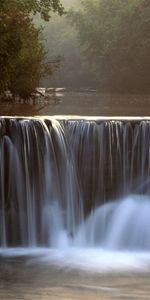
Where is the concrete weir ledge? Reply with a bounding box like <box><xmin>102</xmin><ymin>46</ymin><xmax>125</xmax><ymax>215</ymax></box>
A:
<box><xmin>1</xmin><ymin>116</ymin><xmax>150</xmax><ymax>121</ymax></box>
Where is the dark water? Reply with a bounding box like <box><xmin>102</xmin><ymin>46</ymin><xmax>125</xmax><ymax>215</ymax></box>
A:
<box><xmin>0</xmin><ymin>255</ymin><xmax>150</xmax><ymax>300</ymax></box>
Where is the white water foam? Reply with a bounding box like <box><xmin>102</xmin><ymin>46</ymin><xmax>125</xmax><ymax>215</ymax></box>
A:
<box><xmin>1</xmin><ymin>247</ymin><xmax>150</xmax><ymax>273</ymax></box>
<box><xmin>1</xmin><ymin>195</ymin><xmax>150</xmax><ymax>273</ymax></box>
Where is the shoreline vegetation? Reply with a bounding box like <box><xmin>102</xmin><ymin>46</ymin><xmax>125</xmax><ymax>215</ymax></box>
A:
<box><xmin>0</xmin><ymin>0</ymin><xmax>64</xmax><ymax>102</ymax></box>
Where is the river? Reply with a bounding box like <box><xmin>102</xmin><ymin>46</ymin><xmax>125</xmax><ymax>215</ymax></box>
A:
<box><xmin>0</xmin><ymin>252</ymin><xmax>150</xmax><ymax>300</ymax></box>
<box><xmin>1</xmin><ymin>91</ymin><xmax>150</xmax><ymax>116</ymax></box>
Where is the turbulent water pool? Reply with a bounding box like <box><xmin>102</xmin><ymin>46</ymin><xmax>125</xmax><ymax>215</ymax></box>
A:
<box><xmin>1</xmin><ymin>252</ymin><xmax>150</xmax><ymax>300</ymax></box>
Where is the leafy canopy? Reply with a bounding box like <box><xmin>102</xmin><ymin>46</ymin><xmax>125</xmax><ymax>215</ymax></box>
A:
<box><xmin>1</xmin><ymin>0</ymin><xmax>64</xmax><ymax>20</ymax></box>
<box><xmin>0</xmin><ymin>0</ymin><xmax>64</xmax><ymax>98</ymax></box>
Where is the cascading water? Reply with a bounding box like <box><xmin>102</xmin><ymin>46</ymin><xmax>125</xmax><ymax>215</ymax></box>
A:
<box><xmin>1</xmin><ymin>117</ymin><xmax>150</xmax><ymax>255</ymax></box>
<box><xmin>0</xmin><ymin>118</ymin><xmax>83</xmax><ymax>248</ymax></box>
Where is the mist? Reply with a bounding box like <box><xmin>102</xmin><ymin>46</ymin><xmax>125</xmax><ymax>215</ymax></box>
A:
<box><xmin>40</xmin><ymin>0</ymin><xmax>97</xmax><ymax>89</ymax></box>
<box><xmin>40</xmin><ymin>0</ymin><xmax>150</xmax><ymax>93</ymax></box>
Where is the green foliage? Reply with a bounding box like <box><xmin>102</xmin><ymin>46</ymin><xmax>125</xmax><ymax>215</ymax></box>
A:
<box><xmin>9</xmin><ymin>20</ymin><xmax>45</xmax><ymax>98</ymax></box>
<box><xmin>70</xmin><ymin>0</ymin><xmax>150</xmax><ymax>92</ymax></box>
<box><xmin>0</xmin><ymin>0</ymin><xmax>64</xmax><ymax>99</ymax></box>
<box><xmin>1</xmin><ymin>0</ymin><xmax>64</xmax><ymax>20</ymax></box>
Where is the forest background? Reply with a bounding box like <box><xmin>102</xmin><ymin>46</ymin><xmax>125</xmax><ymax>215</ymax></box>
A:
<box><xmin>1</xmin><ymin>0</ymin><xmax>150</xmax><ymax>101</ymax></box>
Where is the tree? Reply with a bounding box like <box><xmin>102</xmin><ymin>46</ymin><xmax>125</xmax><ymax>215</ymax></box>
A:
<box><xmin>0</xmin><ymin>0</ymin><xmax>64</xmax><ymax>21</ymax></box>
<box><xmin>0</xmin><ymin>0</ymin><xmax>64</xmax><ymax>99</ymax></box>
<box><xmin>70</xmin><ymin>0</ymin><xmax>150</xmax><ymax>92</ymax></box>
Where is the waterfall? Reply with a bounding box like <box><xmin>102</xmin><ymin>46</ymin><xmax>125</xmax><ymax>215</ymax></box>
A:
<box><xmin>0</xmin><ymin>117</ymin><xmax>150</xmax><ymax>250</ymax></box>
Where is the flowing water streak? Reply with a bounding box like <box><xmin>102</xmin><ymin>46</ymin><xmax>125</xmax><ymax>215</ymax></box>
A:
<box><xmin>0</xmin><ymin>118</ymin><xmax>84</xmax><ymax>247</ymax></box>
